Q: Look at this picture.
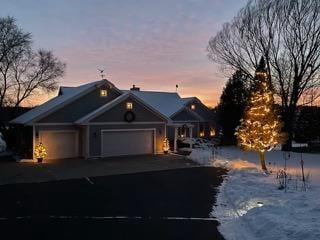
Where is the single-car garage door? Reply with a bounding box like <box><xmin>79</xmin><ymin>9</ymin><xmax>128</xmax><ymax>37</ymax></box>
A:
<box><xmin>39</xmin><ymin>131</ymin><xmax>79</xmax><ymax>160</ymax></box>
<box><xmin>101</xmin><ymin>129</ymin><xmax>155</xmax><ymax>157</ymax></box>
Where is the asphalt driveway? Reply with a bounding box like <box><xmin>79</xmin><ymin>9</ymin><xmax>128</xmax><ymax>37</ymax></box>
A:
<box><xmin>0</xmin><ymin>167</ymin><xmax>227</xmax><ymax>240</ymax></box>
<box><xmin>0</xmin><ymin>154</ymin><xmax>196</xmax><ymax>185</ymax></box>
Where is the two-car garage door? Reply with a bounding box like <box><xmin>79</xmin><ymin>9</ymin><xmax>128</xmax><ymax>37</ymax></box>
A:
<box><xmin>101</xmin><ymin>129</ymin><xmax>155</xmax><ymax>157</ymax></box>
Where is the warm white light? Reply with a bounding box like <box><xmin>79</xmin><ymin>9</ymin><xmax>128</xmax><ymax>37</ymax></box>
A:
<box><xmin>100</xmin><ymin>89</ymin><xmax>108</xmax><ymax>97</ymax></box>
<box><xmin>126</xmin><ymin>102</ymin><xmax>133</xmax><ymax>109</ymax></box>
<box><xmin>163</xmin><ymin>138</ymin><xmax>170</xmax><ymax>153</ymax></box>
<box><xmin>210</xmin><ymin>128</ymin><xmax>215</xmax><ymax>137</ymax></box>
<box><xmin>191</xmin><ymin>104</ymin><xmax>196</xmax><ymax>110</ymax></box>
<box><xmin>200</xmin><ymin>132</ymin><xmax>204</xmax><ymax>137</ymax></box>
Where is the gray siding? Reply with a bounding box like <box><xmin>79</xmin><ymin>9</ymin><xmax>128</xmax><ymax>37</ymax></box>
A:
<box><xmin>171</xmin><ymin>108</ymin><xmax>199</xmax><ymax>121</ymax></box>
<box><xmin>89</xmin><ymin>124</ymin><xmax>166</xmax><ymax>157</ymax></box>
<box><xmin>91</xmin><ymin>96</ymin><xmax>164</xmax><ymax>122</ymax></box>
<box><xmin>38</xmin><ymin>86</ymin><xmax>121</xmax><ymax>123</ymax></box>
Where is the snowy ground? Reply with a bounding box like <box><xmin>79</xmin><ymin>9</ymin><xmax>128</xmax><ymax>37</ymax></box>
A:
<box><xmin>188</xmin><ymin>146</ymin><xmax>320</xmax><ymax>240</ymax></box>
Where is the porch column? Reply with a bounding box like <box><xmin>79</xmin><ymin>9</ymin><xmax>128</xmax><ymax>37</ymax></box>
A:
<box><xmin>188</xmin><ymin>126</ymin><xmax>193</xmax><ymax>151</ymax></box>
<box><xmin>174</xmin><ymin>127</ymin><xmax>178</xmax><ymax>152</ymax></box>
<box><xmin>189</xmin><ymin>126</ymin><xmax>193</xmax><ymax>139</ymax></box>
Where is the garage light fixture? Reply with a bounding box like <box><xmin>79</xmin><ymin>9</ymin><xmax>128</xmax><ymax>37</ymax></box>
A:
<box><xmin>100</xmin><ymin>89</ymin><xmax>108</xmax><ymax>97</ymax></box>
<box><xmin>191</xmin><ymin>104</ymin><xmax>196</xmax><ymax>110</ymax></box>
<box><xmin>126</xmin><ymin>102</ymin><xmax>133</xmax><ymax>110</ymax></box>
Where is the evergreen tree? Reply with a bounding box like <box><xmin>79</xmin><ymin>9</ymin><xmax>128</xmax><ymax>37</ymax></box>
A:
<box><xmin>235</xmin><ymin>57</ymin><xmax>284</xmax><ymax>171</ymax></box>
<box><xmin>217</xmin><ymin>70</ymin><xmax>249</xmax><ymax>145</ymax></box>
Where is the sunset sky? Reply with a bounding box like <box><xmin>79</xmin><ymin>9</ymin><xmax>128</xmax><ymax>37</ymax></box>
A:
<box><xmin>1</xmin><ymin>0</ymin><xmax>247</xmax><ymax>107</ymax></box>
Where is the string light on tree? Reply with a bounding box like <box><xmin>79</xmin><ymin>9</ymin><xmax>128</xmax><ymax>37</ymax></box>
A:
<box><xmin>34</xmin><ymin>142</ymin><xmax>47</xmax><ymax>163</ymax></box>
<box><xmin>235</xmin><ymin>57</ymin><xmax>285</xmax><ymax>171</ymax></box>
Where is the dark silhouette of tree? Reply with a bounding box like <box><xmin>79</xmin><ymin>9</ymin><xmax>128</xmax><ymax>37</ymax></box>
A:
<box><xmin>217</xmin><ymin>70</ymin><xmax>249</xmax><ymax>145</ymax></box>
<box><xmin>0</xmin><ymin>17</ymin><xmax>65</xmax><ymax>107</ymax></box>
<box><xmin>294</xmin><ymin>106</ymin><xmax>320</xmax><ymax>143</ymax></box>
<box><xmin>208</xmin><ymin>0</ymin><xmax>320</xmax><ymax>149</ymax></box>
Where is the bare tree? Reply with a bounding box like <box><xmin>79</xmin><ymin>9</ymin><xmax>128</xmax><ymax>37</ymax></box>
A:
<box><xmin>208</xmin><ymin>0</ymin><xmax>320</xmax><ymax>149</ymax></box>
<box><xmin>0</xmin><ymin>17</ymin><xmax>65</xmax><ymax>107</ymax></box>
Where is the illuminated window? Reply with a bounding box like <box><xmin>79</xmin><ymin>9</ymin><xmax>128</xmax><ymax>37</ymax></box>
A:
<box><xmin>126</xmin><ymin>102</ymin><xmax>133</xmax><ymax>109</ymax></box>
<box><xmin>191</xmin><ymin>104</ymin><xmax>196</xmax><ymax>110</ymax></box>
<box><xmin>210</xmin><ymin>128</ymin><xmax>216</xmax><ymax>137</ymax></box>
<box><xmin>100</xmin><ymin>89</ymin><xmax>108</xmax><ymax>97</ymax></box>
<box><xmin>200</xmin><ymin>132</ymin><xmax>204</xmax><ymax>137</ymax></box>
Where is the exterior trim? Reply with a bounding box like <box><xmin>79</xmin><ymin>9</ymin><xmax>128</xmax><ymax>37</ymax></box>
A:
<box><xmin>34</xmin><ymin>123</ymin><xmax>74</xmax><ymax>126</ymax></box>
<box><xmin>32</xmin><ymin>124</ymin><xmax>35</xmax><ymax>161</ymax></box>
<box><xmin>85</xmin><ymin>121</ymin><xmax>165</xmax><ymax>125</ymax></box>
<box><xmin>170</xmin><ymin>106</ymin><xmax>204</xmax><ymax>121</ymax></box>
<box><xmin>100</xmin><ymin>128</ymin><xmax>156</xmax><ymax>157</ymax></box>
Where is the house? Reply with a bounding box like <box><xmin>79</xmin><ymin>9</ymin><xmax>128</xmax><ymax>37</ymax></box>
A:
<box><xmin>10</xmin><ymin>79</ymin><xmax>217</xmax><ymax>160</ymax></box>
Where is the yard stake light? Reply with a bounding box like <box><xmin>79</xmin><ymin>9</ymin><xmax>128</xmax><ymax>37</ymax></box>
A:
<box><xmin>163</xmin><ymin>138</ymin><xmax>170</xmax><ymax>154</ymax></box>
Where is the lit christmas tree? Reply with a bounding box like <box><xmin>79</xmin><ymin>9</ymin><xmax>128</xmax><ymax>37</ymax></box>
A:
<box><xmin>235</xmin><ymin>57</ymin><xmax>284</xmax><ymax>171</ymax></box>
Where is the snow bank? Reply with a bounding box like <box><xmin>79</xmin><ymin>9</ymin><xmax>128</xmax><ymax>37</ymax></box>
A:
<box><xmin>187</xmin><ymin>149</ymin><xmax>213</xmax><ymax>165</ymax></box>
<box><xmin>189</xmin><ymin>146</ymin><xmax>320</xmax><ymax>240</ymax></box>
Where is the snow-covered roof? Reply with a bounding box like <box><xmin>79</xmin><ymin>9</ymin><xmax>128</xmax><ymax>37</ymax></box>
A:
<box><xmin>10</xmin><ymin>80</ymin><xmax>109</xmax><ymax>125</ymax></box>
<box><xmin>123</xmin><ymin>90</ymin><xmax>187</xmax><ymax>118</ymax></box>
<box><xmin>182</xmin><ymin>97</ymin><xmax>196</xmax><ymax>103</ymax></box>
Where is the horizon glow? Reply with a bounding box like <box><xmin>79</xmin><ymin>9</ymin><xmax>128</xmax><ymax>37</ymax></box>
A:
<box><xmin>0</xmin><ymin>0</ymin><xmax>248</xmax><ymax>107</ymax></box>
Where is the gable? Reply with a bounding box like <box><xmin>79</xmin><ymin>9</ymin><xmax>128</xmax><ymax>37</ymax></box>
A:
<box><xmin>171</xmin><ymin>108</ymin><xmax>200</xmax><ymax>121</ymax></box>
<box><xmin>38</xmin><ymin>84</ymin><xmax>121</xmax><ymax>123</ymax></box>
<box><xmin>91</xmin><ymin>96</ymin><xmax>165</xmax><ymax>122</ymax></box>
<box><xmin>186</xmin><ymin>101</ymin><xmax>215</xmax><ymax>121</ymax></box>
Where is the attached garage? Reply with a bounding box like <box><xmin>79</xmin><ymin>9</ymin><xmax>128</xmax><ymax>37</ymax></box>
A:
<box><xmin>101</xmin><ymin>129</ymin><xmax>155</xmax><ymax>157</ymax></box>
<box><xmin>39</xmin><ymin>130</ymin><xmax>79</xmax><ymax>160</ymax></box>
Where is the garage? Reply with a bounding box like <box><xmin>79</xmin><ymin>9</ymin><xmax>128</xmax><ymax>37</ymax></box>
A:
<box><xmin>101</xmin><ymin>129</ymin><xmax>155</xmax><ymax>157</ymax></box>
<box><xmin>39</xmin><ymin>130</ymin><xmax>79</xmax><ymax>160</ymax></box>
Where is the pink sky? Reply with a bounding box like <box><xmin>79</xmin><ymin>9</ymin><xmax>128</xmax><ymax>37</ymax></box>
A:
<box><xmin>1</xmin><ymin>0</ymin><xmax>248</xmax><ymax>108</ymax></box>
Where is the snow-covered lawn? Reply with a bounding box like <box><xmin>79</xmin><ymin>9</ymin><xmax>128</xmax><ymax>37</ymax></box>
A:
<box><xmin>188</xmin><ymin>146</ymin><xmax>320</xmax><ymax>240</ymax></box>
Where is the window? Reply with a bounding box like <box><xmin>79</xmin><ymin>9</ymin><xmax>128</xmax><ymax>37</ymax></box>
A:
<box><xmin>210</xmin><ymin>128</ymin><xmax>216</xmax><ymax>137</ymax></box>
<box><xmin>100</xmin><ymin>89</ymin><xmax>108</xmax><ymax>97</ymax></box>
<box><xmin>191</xmin><ymin>104</ymin><xmax>196</xmax><ymax>110</ymax></box>
<box><xmin>126</xmin><ymin>102</ymin><xmax>133</xmax><ymax>109</ymax></box>
<box><xmin>199</xmin><ymin>132</ymin><xmax>205</xmax><ymax>137</ymax></box>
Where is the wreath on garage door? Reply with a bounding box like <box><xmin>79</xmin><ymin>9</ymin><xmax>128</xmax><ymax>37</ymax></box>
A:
<box><xmin>124</xmin><ymin>111</ymin><xmax>136</xmax><ymax>122</ymax></box>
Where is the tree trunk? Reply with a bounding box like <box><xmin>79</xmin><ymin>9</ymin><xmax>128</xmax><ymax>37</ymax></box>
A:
<box><xmin>282</xmin><ymin>105</ymin><xmax>297</xmax><ymax>151</ymax></box>
<box><xmin>259</xmin><ymin>151</ymin><xmax>268</xmax><ymax>172</ymax></box>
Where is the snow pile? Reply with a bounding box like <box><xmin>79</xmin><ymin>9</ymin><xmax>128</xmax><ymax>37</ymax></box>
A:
<box><xmin>190</xmin><ymin>146</ymin><xmax>320</xmax><ymax>240</ymax></box>
<box><xmin>188</xmin><ymin>148</ymin><xmax>213</xmax><ymax>165</ymax></box>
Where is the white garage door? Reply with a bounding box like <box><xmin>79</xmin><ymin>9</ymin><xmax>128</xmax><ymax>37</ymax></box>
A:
<box><xmin>39</xmin><ymin>131</ymin><xmax>79</xmax><ymax>160</ymax></box>
<box><xmin>101</xmin><ymin>130</ymin><xmax>154</xmax><ymax>157</ymax></box>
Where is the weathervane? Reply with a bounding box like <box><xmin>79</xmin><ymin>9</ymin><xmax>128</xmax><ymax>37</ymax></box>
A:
<box><xmin>98</xmin><ymin>68</ymin><xmax>105</xmax><ymax>79</ymax></box>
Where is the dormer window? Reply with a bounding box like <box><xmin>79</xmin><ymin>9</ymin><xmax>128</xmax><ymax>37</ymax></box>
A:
<box><xmin>100</xmin><ymin>89</ymin><xmax>108</xmax><ymax>97</ymax></box>
<box><xmin>191</xmin><ymin>104</ymin><xmax>196</xmax><ymax>110</ymax></box>
<box><xmin>126</xmin><ymin>102</ymin><xmax>133</xmax><ymax>110</ymax></box>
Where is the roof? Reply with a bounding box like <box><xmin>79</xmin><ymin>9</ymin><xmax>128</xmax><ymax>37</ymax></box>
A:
<box><xmin>10</xmin><ymin>79</ymin><xmax>111</xmax><ymax>125</ymax></box>
<box><xmin>123</xmin><ymin>90</ymin><xmax>187</xmax><ymax>118</ymax></box>
<box><xmin>75</xmin><ymin>92</ymin><xmax>171</xmax><ymax>124</ymax></box>
<box><xmin>10</xmin><ymin>79</ymin><xmax>212</xmax><ymax>125</ymax></box>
